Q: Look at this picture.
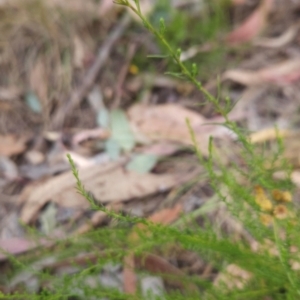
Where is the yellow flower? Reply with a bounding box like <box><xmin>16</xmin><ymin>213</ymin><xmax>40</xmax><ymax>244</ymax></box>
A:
<box><xmin>129</xmin><ymin>64</ymin><xmax>139</xmax><ymax>75</ymax></box>
<box><xmin>273</xmin><ymin>204</ymin><xmax>289</xmax><ymax>220</ymax></box>
<box><xmin>254</xmin><ymin>186</ymin><xmax>273</xmax><ymax>211</ymax></box>
<box><xmin>272</xmin><ymin>190</ymin><xmax>292</xmax><ymax>203</ymax></box>
<box><xmin>254</xmin><ymin>185</ymin><xmax>264</xmax><ymax>195</ymax></box>
<box><xmin>260</xmin><ymin>214</ymin><xmax>273</xmax><ymax>226</ymax></box>
<box><xmin>256</xmin><ymin>195</ymin><xmax>273</xmax><ymax>211</ymax></box>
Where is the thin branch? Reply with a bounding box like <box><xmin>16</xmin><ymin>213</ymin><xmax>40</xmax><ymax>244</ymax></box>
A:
<box><xmin>51</xmin><ymin>13</ymin><xmax>131</xmax><ymax>129</ymax></box>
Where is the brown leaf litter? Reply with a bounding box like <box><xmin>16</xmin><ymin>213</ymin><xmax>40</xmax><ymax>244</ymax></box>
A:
<box><xmin>214</xmin><ymin>264</ymin><xmax>252</xmax><ymax>291</ymax></box>
<box><xmin>223</xmin><ymin>58</ymin><xmax>300</xmax><ymax>86</ymax></box>
<box><xmin>253</xmin><ymin>22</ymin><xmax>300</xmax><ymax>48</ymax></box>
<box><xmin>123</xmin><ymin>204</ymin><xmax>184</xmax><ymax>294</ymax></box>
<box><xmin>0</xmin><ymin>0</ymin><xmax>104</xmax><ymax>132</ymax></box>
<box><xmin>19</xmin><ymin>159</ymin><xmax>192</xmax><ymax>224</ymax></box>
<box><xmin>128</xmin><ymin>103</ymin><xmax>235</xmax><ymax>156</ymax></box>
<box><xmin>0</xmin><ymin>135</ymin><xmax>28</xmax><ymax>156</ymax></box>
<box><xmin>226</xmin><ymin>0</ymin><xmax>273</xmax><ymax>45</ymax></box>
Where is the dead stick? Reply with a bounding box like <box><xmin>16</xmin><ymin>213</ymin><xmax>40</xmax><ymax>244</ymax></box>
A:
<box><xmin>52</xmin><ymin>13</ymin><xmax>131</xmax><ymax>129</ymax></box>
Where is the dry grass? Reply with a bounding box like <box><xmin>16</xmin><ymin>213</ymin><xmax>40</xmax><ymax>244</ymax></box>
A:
<box><xmin>0</xmin><ymin>0</ymin><xmax>101</xmax><ymax>132</ymax></box>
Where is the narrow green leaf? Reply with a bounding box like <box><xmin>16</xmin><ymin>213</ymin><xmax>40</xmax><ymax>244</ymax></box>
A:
<box><xmin>147</xmin><ymin>54</ymin><xmax>170</xmax><ymax>59</ymax></box>
<box><xmin>176</xmin><ymin>48</ymin><xmax>182</xmax><ymax>59</ymax></box>
<box><xmin>164</xmin><ymin>72</ymin><xmax>185</xmax><ymax>79</ymax></box>
<box><xmin>191</xmin><ymin>63</ymin><xmax>198</xmax><ymax>78</ymax></box>
<box><xmin>159</xmin><ymin>17</ymin><xmax>166</xmax><ymax>35</ymax></box>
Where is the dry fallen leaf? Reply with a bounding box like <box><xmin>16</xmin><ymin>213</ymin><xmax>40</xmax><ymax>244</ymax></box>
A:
<box><xmin>223</xmin><ymin>59</ymin><xmax>300</xmax><ymax>86</ymax></box>
<box><xmin>0</xmin><ymin>155</ymin><xmax>18</xmax><ymax>180</ymax></box>
<box><xmin>25</xmin><ymin>150</ymin><xmax>45</xmax><ymax>165</ymax></box>
<box><xmin>123</xmin><ymin>253</ymin><xmax>137</xmax><ymax>294</ymax></box>
<box><xmin>214</xmin><ymin>264</ymin><xmax>252</xmax><ymax>290</ymax></box>
<box><xmin>253</xmin><ymin>23</ymin><xmax>299</xmax><ymax>48</ymax></box>
<box><xmin>0</xmin><ymin>87</ymin><xmax>22</xmax><ymax>101</ymax></box>
<box><xmin>228</xmin><ymin>87</ymin><xmax>266</xmax><ymax>121</ymax></box>
<box><xmin>29</xmin><ymin>59</ymin><xmax>48</xmax><ymax>109</ymax></box>
<box><xmin>44</xmin><ymin>0</ymin><xmax>97</xmax><ymax>14</ymax></box>
<box><xmin>226</xmin><ymin>0</ymin><xmax>273</xmax><ymax>45</ymax></box>
<box><xmin>0</xmin><ymin>238</ymin><xmax>37</xmax><ymax>261</ymax></box>
<box><xmin>249</xmin><ymin>128</ymin><xmax>292</xmax><ymax>144</ymax></box>
<box><xmin>135</xmin><ymin>253</ymin><xmax>197</xmax><ymax>291</ymax></box>
<box><xmin>98</xmin><ymin>0</ymin><xmax>115</xmax><ymax>17</ymax></box>
<box><xmin>0</xmin><ymin>135</ymin><xmax>28</xmax><ymax>156</ymax></box>
<box><xmin>73</xmin><ymin>35</ymin><xmax>88</xmax><ymax>69</ymax></box>
<box><xmin>128</xmin><ymin>103</ymin><xmax>204</xmax><ymax>144</ymax></box>
<box><xmin>128</xmin><ymin>103</ymin><xmax>233</xmax><ymax>156</ymax></box>
<box><xmin>19</xmin><ymin>160</ymin><xmax>186</xmax><ymax>224</ymax></box>
<box><xmin>140</xmin><ymin>142</ymin><xmax>181</xmax><ymax>157</ymax></box>
<box><xmin>148</xmin><ymin>204</ymin><xmax>183</xmax><ymax>225</ymax></box>
<box><xmin>72</xmin><ymin>128</ymin><xmax>110</xmax><ymax>146</ymax></box>
<box><xmin>275</xmin><ymin>170</ymin><xmax>300</xmax><ymax>187</ymax></box>
<box><xmin>281</xmin><ymin>133</ymin><xmax>300</xmax><ymax>168</ymax></box>
<box><xmin>124</xmin><ymin>204</ymin><xmax>183</xmax><ymax>294</ymax></box>
<box><xmin>0</xmin><ymin>237</ymin><xmax>55</xmax><ymax>262</ymax></box>
<box><xmin>180</xmin><ymin>43</ymin><xmax>213</xmax><ymax>62</ymax></box>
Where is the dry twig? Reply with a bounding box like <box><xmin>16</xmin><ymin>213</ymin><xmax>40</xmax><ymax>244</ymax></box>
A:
<box><xmin>51</xmin><ymin>13</ymin><xmax>131</xmax><ymax>129</ymax></box>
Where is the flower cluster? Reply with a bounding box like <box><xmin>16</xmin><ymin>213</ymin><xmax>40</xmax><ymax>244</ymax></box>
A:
<box><xmin>254</xmin><ymin>185</ymin><xmax>292</xmax><ymax>226</ymax></box>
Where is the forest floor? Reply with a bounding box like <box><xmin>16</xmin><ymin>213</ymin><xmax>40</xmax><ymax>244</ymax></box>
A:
<box><xmin>1</xmin><ymin>0</ymin><xmax>300</xmax><ymax>297</ymax></box>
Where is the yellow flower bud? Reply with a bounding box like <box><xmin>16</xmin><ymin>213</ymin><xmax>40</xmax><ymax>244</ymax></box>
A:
<box><xmin>272</xmin><ymin>190</ymin><xmax>292</xmax><ymax>202</ymax></box>
<box><xmin>254</xmin><ymin>186</ymin><xmax>273</xmax><ymax>211</ymax></box>
<box><xmin>260</xmin><ymin>214</ymin><xmax>273</xmax><ymax>226</ymax></box>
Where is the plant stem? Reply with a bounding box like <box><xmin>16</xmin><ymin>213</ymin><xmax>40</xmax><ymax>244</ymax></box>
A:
<box><xmin>273</xmin><ymin>220</ymin><xmax>300</xmax><ymax>295</ymax></box>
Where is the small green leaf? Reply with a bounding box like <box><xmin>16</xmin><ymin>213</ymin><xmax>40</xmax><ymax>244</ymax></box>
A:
<box><xmin>25</xmin><ymin>91</ymin><xmax>42</xmax><ymax>113</ymax></box>
<box><xmin>176</xmin><ymin>48</ymin><xmax>181</xmax><ymax>59</ymax></box>
<box><xmin>40</xmin><ymin>202</ymin><xmax>57</xmax><ymax>235</ymax></box>
<box><xmin>110</xmin><ymin>109</ymin><xmax>136</xmax><ymax>152</ymax></box>
<box><xmin>209</xmin><ymin>136</ymin><xmax>214</xmax><ymax>156</ymax></box>
<box><xmin>105</xmin><ymin>138</ymin><xmax>120</xmax><ymax>160</ymax></box>
<box><xmin>126</xmin><ymin>154</ymin><xmax>158</xmax><ymax>174</ymax></box>
<box><xmin>224</xmin><ymin>96</ymin><xmax>231</xmax><ymax>113</ymax></box>
<box><xmin>191</xmin><ymin>63</ymin><xmax>198</xmax><ymax>78</ymax></box>
<box><xmin>97</xmin><ymin>109</ymin><xmax>110</xmax><ymax>128</ymax></box>
<box><xmin>147</xmin><ymin>54</ymin><xmax>170</xmax><ymax>59</ymax></box>
<box><xmin>159</xmin><ymin>17</ymin><xmax>166</xmax><ymax>35</ymax></box>
<box><xmin>113</xmin><ymin>0</ymin><xmax>129</xmax><ymax>5</ymax></box>
<box><xmin>134</xmin><ymin>0</ymin><xmax>141</xmax><ymax>13</ymax></box>
<box><xmin>164</xmin><ymin>72</ymin><xmax>185</xmax><ymax>79</ymax></box>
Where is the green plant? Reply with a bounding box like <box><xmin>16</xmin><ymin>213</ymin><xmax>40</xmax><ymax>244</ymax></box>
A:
<box><xmin>108</xmin><ymin>0</ymin><xmax>300</xmax><ymax>298</ymax></box>
<box><xmin>3</xmin><ymin>1</ymin><xmax>300</xmax><ymax>299</ymax></box>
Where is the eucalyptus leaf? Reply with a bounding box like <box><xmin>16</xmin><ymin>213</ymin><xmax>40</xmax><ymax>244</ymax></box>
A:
<box><xmin>97</xmin><ymin>109</ymin><xmax>110</xmax><ymax>129</ymax></box>
<box><xmin>126</xmin><ymin>154</ymin><xmax>158</xmax><ymax>174</ymax></box>
<box><xmin>105</xmin><ymin>138</ymin><xmax>120</xmax><ymax>160</ymax></box>
<box><xmin>25</xmin><ymin>91</ymin><xmax>42</xmax><ymax>113</ymax></box>
<box><xmin>110</xmin><ymin>109</ymin><xmax>136</xmax><ymax>152</ymax></box>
